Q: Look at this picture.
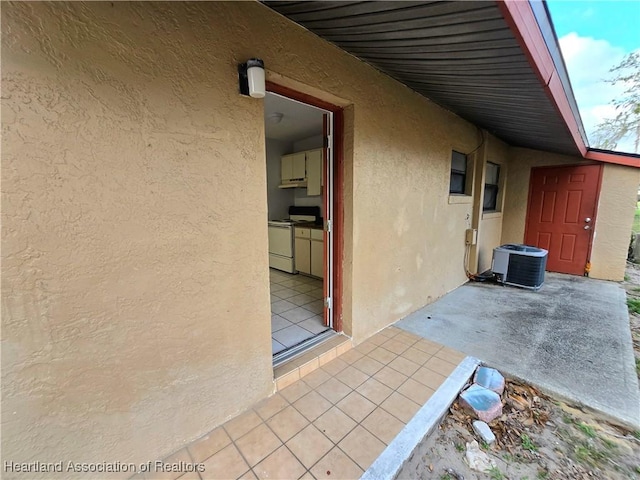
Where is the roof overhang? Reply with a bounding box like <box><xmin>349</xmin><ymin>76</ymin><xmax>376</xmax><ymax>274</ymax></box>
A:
<box><xmin>264</xmin><ymin>0</ymin><xmax>639</xmax><ymax>168</ymax></box>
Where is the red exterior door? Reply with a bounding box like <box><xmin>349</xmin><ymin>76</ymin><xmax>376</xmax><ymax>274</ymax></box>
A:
<box><xmin>524</xmin><ymin>164</ymin><xmax>602</xmax><ymax>275</ymax></box>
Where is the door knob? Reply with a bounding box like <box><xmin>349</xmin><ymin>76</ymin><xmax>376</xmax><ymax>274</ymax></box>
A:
<box><xmin>584</xmin><ymin>225</ymin><xmax>590</xmax><ymax>230</ymax></box>
<box><xmin>585</xmin><ymin>217</ymin><xmax>591</xmax><ymax>223</ymax></box>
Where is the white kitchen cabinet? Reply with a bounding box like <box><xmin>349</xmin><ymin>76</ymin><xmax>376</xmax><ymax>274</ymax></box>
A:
<box><xmin>295</xmin><ymin>227</ymin><xmax>323</xmax><ymax>278</ymax></box>
<box><xmin>281</xmin><ymin>152</ymin><xmax>306</xmax><ymax>183</ymax></box>
<box><xmin>294</xmin><ymin>228</ymin><xmax>311</xmax><ymax>275</ymax></box>
<box><xmin>311</xmin><ymin>235</ymin><xmax>323</xmax><ymax>278</ymax></box>
<box><xmin>306</xmin><ymin>149</ymin><xmax>323</xmax><ymax>196</ymax></box>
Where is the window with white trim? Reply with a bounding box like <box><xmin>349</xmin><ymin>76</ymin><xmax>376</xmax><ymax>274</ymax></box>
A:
<box><xmin>449</xmin><ymin>151</ymin><xmax>469</xmax><ymax>195</ymax></box>
<box><xmin>483</xmin><ymin>162</ymin><xmax>500</xmax><ymax>212</ymax></box>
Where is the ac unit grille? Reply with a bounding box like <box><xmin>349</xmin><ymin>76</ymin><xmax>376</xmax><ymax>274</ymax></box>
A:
<box><xmin>505</xmin><ymin>253</ymin><xmax>547</xmax><ymax>289</ymax></box>
<box><xmin>491</xmin><ymin>244</ymin><xmax>548</xmax><ymax>290</ymax></box>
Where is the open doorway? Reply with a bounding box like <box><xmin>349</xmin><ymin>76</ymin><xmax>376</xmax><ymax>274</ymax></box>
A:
<box><xmin>264</xmin><ymin>91</ymin><xmax>336</xmax><ymax>364</ymax></box>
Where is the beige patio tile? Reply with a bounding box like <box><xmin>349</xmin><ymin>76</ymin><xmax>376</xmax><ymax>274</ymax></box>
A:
<box><xmin>315</xmin><ymin>377</ymin><xmax>352</xmax><ymax>404</ymax></box>
<box><xmin>302</xmin><ymin>367</ymin><xmax>331</xmax><ymax>389</ymax></box>
<box><xmin>152</xmin><ymin>448</ymin><xmax>192</xmax><ymax>480</ymax></box>
<box><xmin>310</xmin><ymin>447</ymin><xmax>363</xmax><ymax>480</ymax></box>
<box><xmin>365</xmin><ymin>333</ymin><xmax>387</xmax><ymax>346</ymax></box>
<box><xmin>286</xmin><ymin>424</ymin><xmax>334</xmax><ymax>469</ymax></box>
<box><xmin>387</xmin><ymin>356</ymin><xmax>421</xmax><ymax>376</ymax></box>
<box><xmin>334</xmin><ymin>365</ymin><xmax>369</xmax><ymax>389</ymax></box>
<box><xmin>318</xmin><ymin>348</ymin><xmax>337</xmax><ymax>366</ymax></box>
<box><xmin>367</xmin><ymin>346</ymin><xmax>397</xmax><ymax>365</ymax></box>
<box><xmin>400</xmin><ymin>346</ymin><xmax>432</xmax><ymax>366</ymax></box>
<box><xmin>338</xmin><ymin>425</ymin><xmax>386</xmax><ymax>470</ymax></box>
<box><xmin>380</xmin><ymin>338</ymin><xmax>411</xmax><ymax>355</ymax></box>
<box><xmin>299</xmin><ymin>357</ymin><xmax>320</xmax><ymax>378</ymax></box>
<box><xmin>373</xmin><ymin>365</ymin><xmax>408</xmax><ymax>390</ymax></box>
<box><xmin>266</xmin><ymin>406</ymin><xmax>309</xmax><ymax>442</ymax></box>
<box><xmin>200</xmin><ymin>444</ymin><xmax>250</xmax><ymax>480</ymax></box>
<box><xmin>380</xmin><ymin>327</ymin><xmax>401</xmax><ymax>338</ymax></box>
<box><xmin>176</xmin><ymin>471</ymin><xmax>202</xmax><ymax>480</ymax></box>
<box><xmin>412</xmin><ymin>366</ymin><xmax>448</xmax><ymax>390</ymax></box>
<box><xmin>397</xmin><ymin>378</ymin><xmax>435</xmax><ymax>405</ymax></box>
<box><xmin>279</xmin><ymin>380</ymin><xmax>312</xmax><ymax>403</ymax></box>
<box><xmin>424</xmin><ymin>356</ymin><xmax>458</xmax><ymax>376</ymax></box>
<box><xmin>336</xmin><ymin>391</ymin><xmax>376</xmax><ymax>423</ymax></box>
<box><xmin>361</xmin><ymin>407</ymin><xmax>406</xmax><ymax>445</ymax></box>
<box><xmin>393</xmin><ymin>332</ymin><xmax>420</xmax><ymax>346</ymax></box>
<box><xmin>354</xmin><ymin>340</ymin><xmax>377</xmax><ymax>355</ymax></box>
<box><xmin>293</xmin><ymin>390</ymin><xmax>332</xmax><ymax>421</ymax></box>
<box><xmin>187</xmin><ymin>426</ymin><xmax>232</xmax><ymax>463</ymax></box>
<box><xmin>275</xmin><ymin>369</ymin><xmax>300</xmax><ymax>390</ymax></box>
<box><xmin>435</xmin><ymin>346</ymin><xmax>466</xmax><ymax>364</ymax></box>
<box><xmin>253</xmin><ymin>393</ymin><xmax>289</xmax><ymax>422</ymax></box>
<box><xmin>336</xmin><ymin>341</ymin><xmax>352</xmax><ymax>356</ymax></box>
<box><xmin>235</xmin><ymin>424</ymin><xmax>282</xmax><ymax>467</ymax></box>
<box><xmin>413</xmin><ymin>338</ymin><xmax>442</xmax><ymax>355</ymax></box>
<box><xmin>313</xmin><ymin>407</ymin><xmax>357</xmax><ymax>444</ymax></box>
<box><xmin>321</xmin><ymin>357</ymin><xmax>349</xmax><ymax>376</ymax></box>
<box><xmin>224</xmin><ymin>410</ymin><xmax>263</xmax><ymax>441</ymax></box>
<box><xmin>253</xmin><ymin>445</ymin><xmax>306</xmax><ymax>480</ymax></box>
<box><xmin>237</xmin><ymin>470</ymin><xmax>258</xmax><ymax>480</ymax></box>
<box><xmin>355</xmin><ymin>377</ymin><xmax>393</xmax><ymax>405</ymax></box>
<box><xmin>380</xmin><ymin>392</ymin><xmax>421</xmax><ymax>423</ymax></box>
<box><xmin>351</xmin><ymin>355</ymin><xmax>385</xmax><ymax>376</ymax></box>
<box><xmin>339</xmin><ymin>348</ymin><xmax>365</xmax><ymax>364</ymax></box>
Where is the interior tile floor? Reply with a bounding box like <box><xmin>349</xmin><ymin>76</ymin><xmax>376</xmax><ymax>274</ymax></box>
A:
<box><xmin>270</xmin><ymin>269</ymin><xmax>328</xmax><ymax>356</ymax></box>
<box><xmin>134</xmin><ymin>327</ymin><xmax>466</xmax><ymax>480</ymax></box>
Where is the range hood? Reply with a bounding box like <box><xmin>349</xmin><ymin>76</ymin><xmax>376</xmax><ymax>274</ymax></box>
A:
<box><xmin>278</xmin><ymin>180</ymin><xmax>307</xmax><ymax>189</ymax></box>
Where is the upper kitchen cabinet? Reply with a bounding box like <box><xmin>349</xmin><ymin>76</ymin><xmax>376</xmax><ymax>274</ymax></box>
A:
<box><xmin>279</xmin><ymin>149</ymin><xmax>323</xmax><ymax>195</ymax></box>
<box><xmin>305</xmin><ymin>149</ymin><xmax>322</xmax><ymax>196</ymax></box>
<box><xmin>281</xmin><ymin>152</ymin><xmax>306</xmax><ymax>183</ymax></box>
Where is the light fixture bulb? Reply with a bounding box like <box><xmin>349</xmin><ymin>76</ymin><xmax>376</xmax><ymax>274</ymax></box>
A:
<box><xmin>246</xmin><ymin>58</ymin><xmax>265</xmax><ymax>98</ymax></box>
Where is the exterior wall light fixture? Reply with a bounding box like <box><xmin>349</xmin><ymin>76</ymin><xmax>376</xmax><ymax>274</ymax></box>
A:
<box><xmin>238</xmin><ymin>58</ymin><xmax>265</xmax><ymax>98</ymax></box>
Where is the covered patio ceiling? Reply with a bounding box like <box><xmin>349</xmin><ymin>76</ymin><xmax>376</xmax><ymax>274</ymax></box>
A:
<box><xmin>264</xmin><ymin>1</ymin><xmax>587</xmax><ymax>157</ymax></box>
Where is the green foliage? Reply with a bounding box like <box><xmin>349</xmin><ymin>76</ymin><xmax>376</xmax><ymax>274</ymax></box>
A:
<box><xmin>633</xmin><ymin>202</ymin><xmax>640</xmax><ymax>234</ymax></box>
<box><xmin>592</xmin><ymin>52</ymin><xmax>640</xmax><ymax>153</ymax></box>
<box><xmin>627</xmin><ymin>297</ymin><xmax>640</xmax><ymax>314</ymax></box>
<box><xmin>633</xmin><ymin>430</ymin><xmax>640</xmax><ymax>440</ymax></box>
<box><xmin>488</xmin><ymin>466</ymin><xmax>505</xmax><ymax>480</ymax></box>
<box><xmin>455</xmin><ymin>442</ymin><xmax>465</xmax><ymax>452</ymax></box>
<box><xmin>574</xmin><ymin>441</ymin><xmax>610</xmax><ymax>466</ymax></box>
<box><xmin>480</xmin><ymin>440</ymin><xmax>491</xmax><ymax>450</ymax></box>
<box><xmin>537</xmin><ymin>471</ymin><xmax>549</xmax><ymax>479</ymax></box>
<box><xmin>440</xmin><ymin>474</ymin><xmax>453</xmax><ymax>480</ymax></box>
<box><xmin>577</xmin><ymin>422</ymin><xmax>597</xmax><ymax>438</ymax></box>
<box><xmin>521</xmin><ymin>433</ymin><xmax>538</xmax><ymax>452</ymax></box>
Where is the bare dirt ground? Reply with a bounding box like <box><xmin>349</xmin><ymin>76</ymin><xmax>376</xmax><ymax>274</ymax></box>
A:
<box><xmin>406</xmin><ymin>264</ymin><xmax>640</xmax><ymax>480</ymax></box>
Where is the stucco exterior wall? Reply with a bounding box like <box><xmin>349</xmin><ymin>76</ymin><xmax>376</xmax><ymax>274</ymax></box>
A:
<box><xmin>477</xmin><ymin>137</ymin><xmax>509</xmax><ymax>273</ymax></box>
<box><xmin>2</xmin><ymin>1</ymin><xmax>486</xmax><ymax>472</ymax></box>
<box><xmin>501</xmin><ymin>147</ymin><xmax>638</xmax><ymax>281</ymax></box>
<box><xmin>589</xmin><ymin>164</ymin><xmax>640</xmax><ymax>280</ymax></box>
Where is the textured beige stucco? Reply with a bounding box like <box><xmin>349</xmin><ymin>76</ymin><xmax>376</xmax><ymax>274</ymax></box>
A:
<box><xmin>589</xmin><ymin>164</ymin><xmax>640</xmax><ymax>280</ymax></box>
<box><xmin>1</xmin><ymin>1</ymin><xmax>484</xmax><ymax>472</ymax></box>
<box><xmin>3</xmin><ymin>1</ymin><xmax>638</xmax><ymax>474</ymax></box>
<box><xmin>501</xmin><ymin>147</ymin><xmax>638</xmax><ymax>281</ymax></box>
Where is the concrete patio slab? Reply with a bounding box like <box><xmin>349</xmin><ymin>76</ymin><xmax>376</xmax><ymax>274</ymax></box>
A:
<box><xmin>397</xmin><ymin>273</ymin><xmax>640</xmax><ymax>429</ymax></box>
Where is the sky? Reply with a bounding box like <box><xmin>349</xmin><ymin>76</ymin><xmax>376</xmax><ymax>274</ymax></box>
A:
<box><xmin>547</xmin><ymin>0</ymin><xmax>640</xmax><ymax>153</ymax></box>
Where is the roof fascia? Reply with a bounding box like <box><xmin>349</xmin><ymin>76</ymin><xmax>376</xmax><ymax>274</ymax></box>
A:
<box><xmin>497</xmin><ymin>0</ymin><xmax>588</xmax><ymax>157</ymax></box>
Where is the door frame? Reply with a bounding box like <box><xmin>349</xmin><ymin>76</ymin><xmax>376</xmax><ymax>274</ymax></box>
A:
<box><xmin>523</xmin><ymin>162</ymin><xmax>604</xmax><ymax>275</ymax></box>
<box><xmin>266</xmin><ymin>81</ymin><xmax>344</xmax><ymax>332</ymax></box>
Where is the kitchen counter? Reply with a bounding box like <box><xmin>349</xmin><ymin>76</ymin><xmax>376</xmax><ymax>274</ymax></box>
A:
<box><xmin>294</xmin><ymin>222</ymin><xmax>324</xmax><ymax>230</ymax></box>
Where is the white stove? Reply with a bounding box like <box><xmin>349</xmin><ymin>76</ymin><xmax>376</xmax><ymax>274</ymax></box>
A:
<box><xmin>268</xmin><ymin>208</ymin><xmax>320</xmax><ymax>273</ymax></box>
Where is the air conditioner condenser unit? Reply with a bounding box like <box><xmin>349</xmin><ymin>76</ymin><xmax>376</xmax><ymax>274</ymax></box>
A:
<box><xmin>491</xmin><ymin>244</ymin><xmax>548</xmax><ymax>290</ymax></box>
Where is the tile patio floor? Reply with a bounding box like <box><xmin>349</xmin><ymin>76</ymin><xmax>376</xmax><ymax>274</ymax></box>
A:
<box><xmin>133</xmin><ymin>326</ymin><xmax>466</xmax><ymax>480</ymax></box>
